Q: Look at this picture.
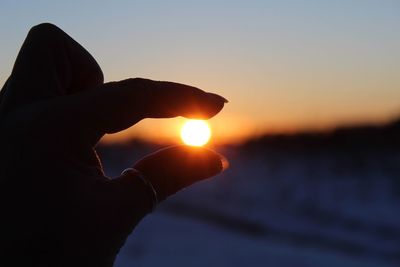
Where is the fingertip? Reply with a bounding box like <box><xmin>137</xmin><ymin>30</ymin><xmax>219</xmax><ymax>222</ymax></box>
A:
<box><xmin>177</xmin><ymin>145</ymin><xmax>228</xmax><ymax>176</ymax></box>
<box><xmin>220</xmin><ymin>154</ymin><xmax>230</xmax><ymax>172</ymax></box>
<box><xmin>183</xmin><ymin>92</ymin><xmax>227</xmax><ymax>120</ymax></box>
<box><xmin>203</xmin><ymin>147</ymin><xmax>229</xmax><ymax>174</ymax></box>
<box><xmin>205</xmin><ymin>93</ymin><xmax>228</xmax><ymax>114</ymax></box>
<box><xmin>206</xmin><ymin>92</ymin><xmax>229</xmax><ymax>104</ymax></box>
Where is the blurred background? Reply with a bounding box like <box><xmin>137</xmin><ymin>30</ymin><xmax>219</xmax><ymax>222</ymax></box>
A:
<box><xmin>1</xmin><ymin>1</ymin><xmax>399</xmax><ymax>266</ymax></box>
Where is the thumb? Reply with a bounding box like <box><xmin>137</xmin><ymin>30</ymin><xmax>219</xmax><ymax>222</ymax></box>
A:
<box><xmin>90</xmin><ymin>146</ymin><xmax>227</xmax><ymax>261</ymax></box>
<box><xmin>133</xmin><ymin>145</ymin><xmax>229</xmax><ymax>202</ymax></box>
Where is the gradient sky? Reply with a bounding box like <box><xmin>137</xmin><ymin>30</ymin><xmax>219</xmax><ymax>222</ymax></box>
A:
<box><xmin>1</xmin><ymin>0</ymin><xmax>399</xmax><ymax>144</ymax></box>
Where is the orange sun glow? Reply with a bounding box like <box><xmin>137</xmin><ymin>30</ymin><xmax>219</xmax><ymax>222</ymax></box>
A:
<box><xmin>180</xmin><ymin>120</ymin><xmax>211</xmax><ymax>146</ymax></box>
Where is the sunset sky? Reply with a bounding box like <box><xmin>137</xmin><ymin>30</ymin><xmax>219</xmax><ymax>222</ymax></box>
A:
<box><xmin>1</xmin><ymin>0</ymin><xmax>399</xmax><ymax>144</ymax></box>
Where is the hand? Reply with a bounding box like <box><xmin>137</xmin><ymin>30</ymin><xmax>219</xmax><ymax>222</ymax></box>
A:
<box><xmin>0</xmin><ymin>23</ymin><xmax>227</xmax><ymax>267</ymax></box>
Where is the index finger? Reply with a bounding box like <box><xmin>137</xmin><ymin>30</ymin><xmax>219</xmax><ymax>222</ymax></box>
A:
<box><xmin>55</xmin><ymin>78</ymin><xmax>227</xmax><ymax>143</ymax></box>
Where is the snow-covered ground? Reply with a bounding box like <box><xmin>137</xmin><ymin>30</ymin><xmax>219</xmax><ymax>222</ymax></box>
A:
<box><xmin>98</xmin><ymin>142</ymin><xmax>400</xmax><ymax>267</ymax></box>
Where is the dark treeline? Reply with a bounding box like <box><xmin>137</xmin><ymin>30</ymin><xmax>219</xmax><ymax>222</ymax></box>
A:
<box><xmin>242</xmin><ymin>118</ymin><xmax>400</xmax><ymax>153</ymax></box>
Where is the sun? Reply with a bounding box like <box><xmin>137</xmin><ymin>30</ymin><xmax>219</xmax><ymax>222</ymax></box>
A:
<box><xmin>181</xmin><ymin>120</ymin><xmax>212</xmax><ymax>147</ymax></box>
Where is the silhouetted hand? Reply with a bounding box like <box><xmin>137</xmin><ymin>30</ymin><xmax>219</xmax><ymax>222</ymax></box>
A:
<box><xmin>0</xmin><ymin>23</ymin><xmax>227</xmax><ymax>267</ymax></box>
